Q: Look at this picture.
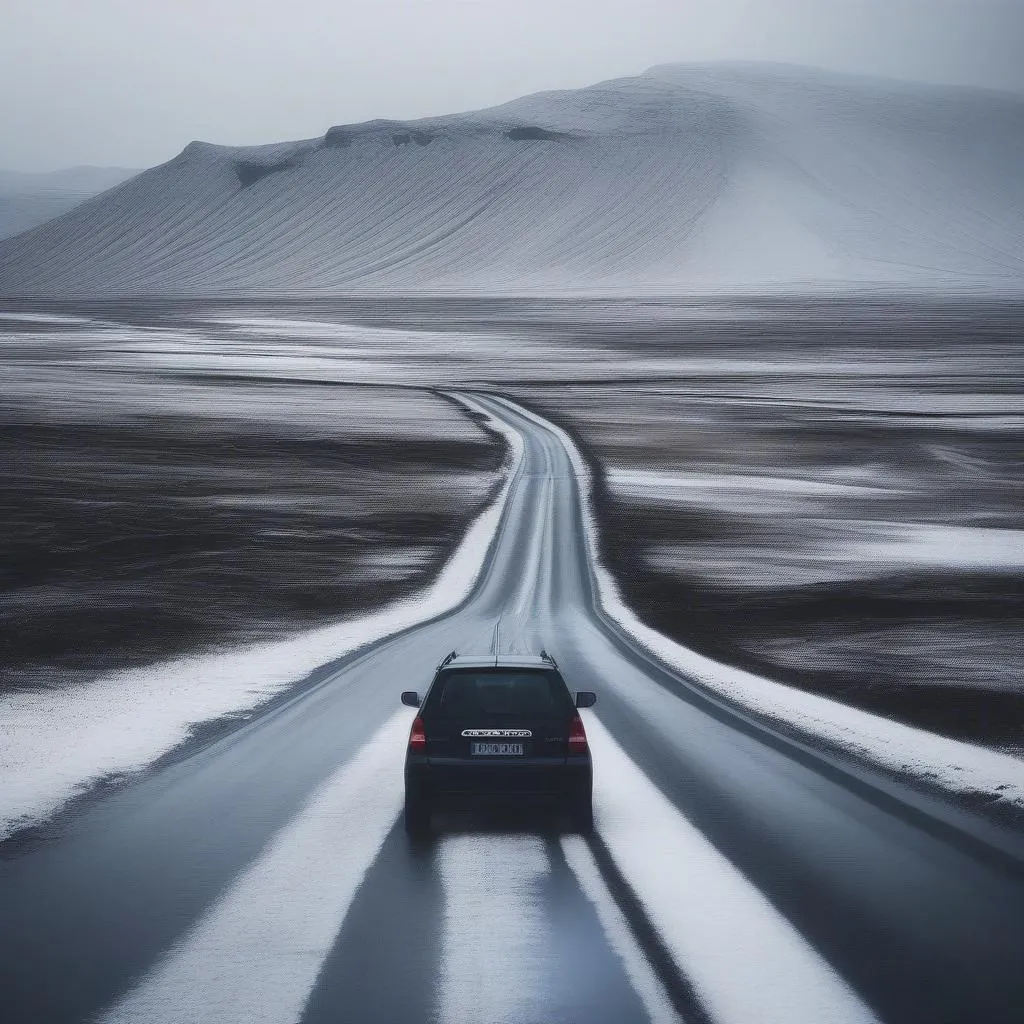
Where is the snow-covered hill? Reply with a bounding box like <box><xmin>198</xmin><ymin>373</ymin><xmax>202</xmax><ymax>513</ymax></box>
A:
<box><xmin>0</xmin><ymin>166</ymin><xmax>139</xmax><ymax>241</ymax></box>
<box><xmin>1</xmin><ymin>63</ymin><xmax>1022</xmax><ymax>296</ymax></box>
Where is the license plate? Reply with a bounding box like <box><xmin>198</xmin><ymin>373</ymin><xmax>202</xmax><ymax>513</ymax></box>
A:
<box><xmin>471</xmin><ymin>742</ymin><xmax>524</xmax><ymax>756</ymax></box>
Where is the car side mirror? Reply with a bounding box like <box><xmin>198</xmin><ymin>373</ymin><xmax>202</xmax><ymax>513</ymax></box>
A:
<box><xmin>575</xmin><ymin>691</ymin><xmax>597</xmax><ymax>709</ymax></box>
<box><xmin>401</xmin><ymin>691</ymin><xmax>421</xmax><ymax>708</ymax></box>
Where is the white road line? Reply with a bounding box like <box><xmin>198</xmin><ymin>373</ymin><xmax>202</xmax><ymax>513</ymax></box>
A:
<box><xmin>587</xmin><ymin>717</ymin><xmax>882</xmax><ymax>1024</ymax></box>
<box><xmin>436</xmin><ymin>835</ymin><xmax>552</xmax><ymax>1024</ymax></box>
<box><xmin>98</xmin><ymin>712</ymin><xmax>412</xmax><ymax>1024</ymax></box>
<box><xmin>561</xmin><ymin>835</ymin><xmax>684</xmax><ymax>1024</ymax></box>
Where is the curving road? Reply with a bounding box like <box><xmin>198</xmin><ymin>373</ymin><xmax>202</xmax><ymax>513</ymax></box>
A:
<box><xmin>2</xmin><ymin>394</ymin><xmax>1023</xmax><ymax>1024</ymax></box>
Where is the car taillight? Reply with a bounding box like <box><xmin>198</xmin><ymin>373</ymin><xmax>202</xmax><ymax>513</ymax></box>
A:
<box><xmin>409</xmin><ymin>716</ymin><xmax>426</xmax><ymax>752</ymax></box>
<box><xmin>568</xmin><ymin>713</ymin><xmax>588</xmax><ymax>753</ymax></box>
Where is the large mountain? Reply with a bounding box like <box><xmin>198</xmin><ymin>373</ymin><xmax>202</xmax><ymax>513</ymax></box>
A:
<box><xmin>1</xmin><ymin>63</ymin><xmax>1022</xmax><ymax>297</ymax></box>
<box><xmin>0</xmin><ymin>166</ymin><xmax>139</xmax><ymax>241</ymax></box>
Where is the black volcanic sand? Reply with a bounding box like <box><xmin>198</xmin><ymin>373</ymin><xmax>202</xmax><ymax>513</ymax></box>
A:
<box><xmin>1</xmin><ymin>296</ymin><xmax>1021</xmax><ymax>750</ymax></box>
<box><xmin>0</xmin><ymin>383</ymin><xmax>504</xmax><ymax>692</ymax></box>
<box><xmin>523</xmin><ymin>371</ymin><xmax>1023</xmax><ymax>749</ymax></box>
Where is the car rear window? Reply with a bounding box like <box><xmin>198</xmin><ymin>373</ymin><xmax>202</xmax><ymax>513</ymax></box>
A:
<box><xmin>430</xmin><ymin>669</ymin><xmax>569</xmax><ymax>717</ymax></box>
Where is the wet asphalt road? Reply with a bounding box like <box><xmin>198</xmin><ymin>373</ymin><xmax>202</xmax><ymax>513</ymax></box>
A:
<box><xmin>1</xmin><ymin>394</ymin><xmax>1023</xmax><ymax>1024</ymax></box>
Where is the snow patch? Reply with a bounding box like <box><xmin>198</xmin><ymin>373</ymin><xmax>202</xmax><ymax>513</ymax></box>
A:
<box><xmin>588</xmin><ymin>716</ymin><xmax>879</xmax><ymax>1024</ymax></box>
<box><xmin>437</xmin><ymin>835</ymin><xmax>552</xmax><ymax>1024</ymax></box>
<box><xmin>560</xmin><ymin>836</ymin><xmax>682</xmax><ymax>1024</ymax></box>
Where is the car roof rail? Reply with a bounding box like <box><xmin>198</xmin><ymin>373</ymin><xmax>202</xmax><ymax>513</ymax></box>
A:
<box><xmin>437</xmin><ymin>649</ymin><xmax>458</xmax><ymax>670</ymax></box>
<box><xmin>539</xmin><ymin>649</ymin><xmax>558</xmax><ymax>669</ymax></box>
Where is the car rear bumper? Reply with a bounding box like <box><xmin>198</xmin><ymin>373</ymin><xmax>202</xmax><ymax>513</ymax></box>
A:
<box><xmin>406</xmin><ymin>756</ymin><xmax>591</xmax><ymax>802</ymax></box>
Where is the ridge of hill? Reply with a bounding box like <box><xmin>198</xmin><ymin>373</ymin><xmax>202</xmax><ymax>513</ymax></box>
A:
<box><xmin>1</xmin><ymin>63</ymin><xmax>1022</xmax><ymax>296</ymax></box>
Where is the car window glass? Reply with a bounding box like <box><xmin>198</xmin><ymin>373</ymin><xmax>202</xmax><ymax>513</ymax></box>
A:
<box><xmin>434</xmin><ymin>670</ymin><xmax>565</xmax><ymax>716</ymax></box>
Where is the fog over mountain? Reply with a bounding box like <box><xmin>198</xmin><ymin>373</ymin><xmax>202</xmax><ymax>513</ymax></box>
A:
<box><xmin>2</xmin><ymin>63</ymin><xmax>1022</xmax><ymax>297</ymax></box>
<box><xmin>0</xmin><ymin>166</ymin><xmax>139</xmax><ymax>241</ymax></box>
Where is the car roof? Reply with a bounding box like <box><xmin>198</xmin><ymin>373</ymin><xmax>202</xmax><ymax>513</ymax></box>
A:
<box><xmin>438</xmin><ymin>653</ymin><xmax>555</xmax><ymax>671</ymax></box>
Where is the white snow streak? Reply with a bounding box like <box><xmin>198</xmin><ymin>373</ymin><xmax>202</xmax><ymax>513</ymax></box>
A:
<box><xmin>0</xmin><ymin>396</ymin><xmax>525</xmax><ymax>841</ymax></box>
<box><xmin>97</xmin><ymin>712</ymin><xmax>410</xmax><ymax>1024</ymax></box>
<box><xmin>560</xmin><ymin>835</ymin><xmax>683</xmax><ymax>1024</ymax></box>
<box><xmin>587</xmin><ymin>717</ymin><xmax>880</xmax><ymax>1024</ymax></box>
<box><xmin>497</xmin><ymin>397</ymin><xmax>1024</xmax><ymax>811</ymax></box>
<box><xmin>436</xmin><ymin>835</ymin><xmax>553</xmax><ymax>1024</ymax></box>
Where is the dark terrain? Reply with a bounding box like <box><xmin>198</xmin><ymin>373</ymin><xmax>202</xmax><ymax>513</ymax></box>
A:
<box><xmin>0</xmin><ymin>370</ymin><xmax>503</xmax><ymax>691</ymax></box>
<box><xmin>518</xmin><ymin>301</ymin><xmax>1024</xmax><ymax>747</ymax></box>
<box><xmin>1</xmin><ymin>297</ymin><xmax>1021</xmax><ymax>749</ymax></box>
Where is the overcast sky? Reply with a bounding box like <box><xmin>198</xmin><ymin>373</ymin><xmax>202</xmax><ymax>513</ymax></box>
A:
<box><xmin>2</xmin><ymin>0</ymin><xmax>1022</xmax><ymax>171</ymax></box>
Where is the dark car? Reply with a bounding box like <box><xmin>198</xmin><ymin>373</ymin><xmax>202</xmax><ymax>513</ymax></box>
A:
<box><xmin>401</xmin><ymin>650</ymin><xmax>596</xmax><ymax>834</ymax></box>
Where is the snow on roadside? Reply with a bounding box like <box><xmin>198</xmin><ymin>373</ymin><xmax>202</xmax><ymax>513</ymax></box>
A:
<box><xmin>0</xmin><ymin>395</ymin><xmax>525</xmax><ymax>842</ymax></box>
<box><xmin>98</xmin><ymin>711</ymin><xmax>412</xmax><ymax>1024</ymax></box>
<box><xmin>586</xmin><ymin>717</ymin><xmax>879</xmax><ymax>1024</ymax></box>
<box><xmin>497</xmin><ymin>397</ymin><xmax>1024</xmax><ymax>814</ymax></box>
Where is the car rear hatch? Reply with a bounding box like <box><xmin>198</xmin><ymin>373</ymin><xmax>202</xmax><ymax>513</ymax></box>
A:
<box><xmin>422</xmin><ymin>667</ymin><xmax>573</xmax><ymax>792</ymax></box>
